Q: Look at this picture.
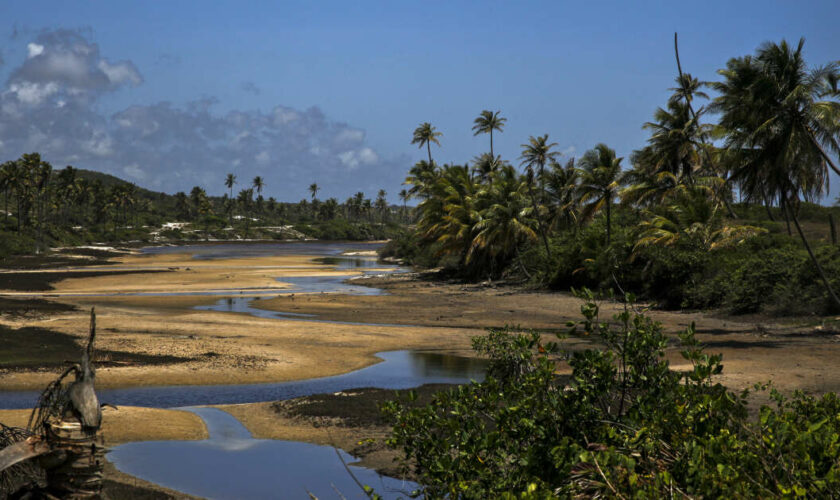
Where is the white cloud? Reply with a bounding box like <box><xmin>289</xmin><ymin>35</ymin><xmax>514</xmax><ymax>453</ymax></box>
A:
<box><xmin>10</xmin><ymin>29</ymin><xmax>143</xmax><ymax>104</ymax></box>
<box><xmin>27</xmin><ymin>43</ymin><xmax>44</xmax><ymax>58</ymax></box>
<box><xmin>8</xmin><ymin>81</ymin><xmax>59</xmax><ymax>105</ymax></box>
<box><xmin>98</xmin><ymin>60</ymin><xmax>143</xmax><ymax>86</ymax></box>
<box><xmin>0</xmin><ymin>29</ymin><xmax>406</xmax><ymax>201</ymax></box>
<box><xmin>338</xmin><ymin>147</ymin><xmax>379</xmax><ymax>170</ymax></box>
<box><xmin>358</xmin><ymin>147</ymin><xmax>378</xmax><ymax>164</ymax></box>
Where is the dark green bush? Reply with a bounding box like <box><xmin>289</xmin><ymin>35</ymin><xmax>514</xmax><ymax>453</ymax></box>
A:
<box><xmin>383</xmin><ymin>291</ymin><xmax>840</xmax><ymax>498</ymax></box>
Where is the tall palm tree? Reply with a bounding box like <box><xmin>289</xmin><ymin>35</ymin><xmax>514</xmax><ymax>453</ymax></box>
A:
<box><xmin>641</xmin><ymin>99</ymin><xmax>702</xmax><ymax>181</ymax></box>
<box><xmin>252</xmin><ymin>176</ymin><xmax>265</xmax><ymax>215</ymax></box>
<box><xmin>519</xmin><ymin>135</ymin><xmax>559</xmax><ymax>256</ymax></box>
<box><xmin>309</xmin><ymin>183</ymin><xmax>319</xmax><ymax>201</ymax></box>
<box><xmin>472</xmin><ymin>110</ymin><xmax>507</xmax><ymax>158</ymax></box>
<box><xmin>225</xmin><ymin>173</ymin><xmax>237</xmax><ymax>198</ymax></box>
<box><xmin>375</xmin><ymin>189</ymin><xmax>388</xmax><ymax>222</ymax></box>
<box><xmin>577</xmin><ymin>143</ymin><xmax>623</xmax><ymax>245</ymax></box>
<box><xmin>519</xmin><ymin>134</ymin><xmax>559</xmax><ymax>198</ymax></box>
<box><xmin>237</xmin><ymin>188</ymin><xmax>254</xmax><ymax>238</ymax></box>
<box><xmin>711</xmin><ymin>38</ymin><xmax>840</xmax><ymax>308</ymax></box>
<box><xmin>543</xmin><ymin>158</ymin><xmax>580</xmax><ymax>231</ymax></box>
<box><xmin>252</xmin><ymin>176</ymin><xmax>264</xmax><ymax>196</ymax></box>
<box><xmin>225</xmin><ymin>173</ymin><xmax>237</xmax><ymax>225</ymax></box>
<box><xmin>411</xmin><ymin>122</ymin><xmax>443</xmax><ymax>165</ymax></box>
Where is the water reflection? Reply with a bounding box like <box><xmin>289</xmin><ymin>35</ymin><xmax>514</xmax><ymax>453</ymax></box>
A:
<box><xmin>198</xmin><ymin>295</ymin><xmax>420</xmax><ymax>327</ymax></box>
<box><xmin>108</xmin><ymin>407</ymin><xmax>417</xmax><ymax>500</ymax></box>
<box><xmin>0</xmin><ymin>351</ymin><xmax>487</xmax><ymax>409</ymax></box>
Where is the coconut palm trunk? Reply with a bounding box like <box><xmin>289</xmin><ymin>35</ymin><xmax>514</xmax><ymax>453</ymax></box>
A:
<box><xmin>784</xmin><ymin>194</ymin><xmax>840</xmax><ymax>310</ymax></box>
<box><xmin>526</xmin><ymin>180</ymin><xmax>552</xmax><ymax>259</ymax></box>
<box><xmin>490</xmin><ymin>130</ymin><xmax>494</xmax><ymax>159</ymax></box>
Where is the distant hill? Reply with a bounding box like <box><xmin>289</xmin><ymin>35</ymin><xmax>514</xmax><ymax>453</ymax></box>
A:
<box><xmin>74</xmin><ymin>169</ymin><xmax>173</xmax><ymax>202</ymax></box>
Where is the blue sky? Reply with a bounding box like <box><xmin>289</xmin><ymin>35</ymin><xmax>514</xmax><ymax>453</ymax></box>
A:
<box><xmin>2</xmin><ymin>1</ymin><xmax>839</xmax><ymax>201</ymax></box>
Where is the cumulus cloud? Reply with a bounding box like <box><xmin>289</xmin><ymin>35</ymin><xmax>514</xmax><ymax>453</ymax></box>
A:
<box><xmin>8</xmin><ymin>29</ymin><xmax>142</xmax><ymax>105</ymax></box>
<box><xmin>0</xmin><ymin>29</ymin><xmax>406</xmax><ymax>200</ymax></box>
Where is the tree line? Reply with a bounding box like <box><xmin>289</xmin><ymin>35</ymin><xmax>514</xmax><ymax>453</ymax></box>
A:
<box><xmin>0</xmin><ymin>156</ymin><xmax>406</xmax><ymax>254</ymax></box>
<box><xmin>397</xmin><ymin>37</ymin><xmax>840</xmax><ymax>313</ymax></box>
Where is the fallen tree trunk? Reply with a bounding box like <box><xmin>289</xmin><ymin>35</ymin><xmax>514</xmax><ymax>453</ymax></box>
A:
<box><xmin>0</xmin><ymin>436</ymin><xmax>49</xmax><ymax>474</ymax></box>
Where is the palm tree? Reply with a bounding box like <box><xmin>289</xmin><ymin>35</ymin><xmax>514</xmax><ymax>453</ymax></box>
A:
<box><xmin>225</xmin><ymin>173</ymin><xmax>237</xmax><ymax>198</ymax></box>
<box><xmin>190</xmin><ymin>186</ymin><xmax>207</xmax><ymax>221</ymax></box>
<box><xmin>237</xmin><ymin>188</ymin><xmax>254</xmax><ymax>238</ymax></box>
<box><xmin>471</xmin><ymin>153</ymin><xmax>501</xmax><ymax>185</ymax></box>
<box><xmin>470</xmin><ymin>164</ymin><xmax>537</xmax><ymax>266</ymax></box>
<box><xmin>519</xmin><ymin>135</ymin><xmax>559</xmax><ymax>256</ymax></box>
<box><xmin>309</xmin><ymin>182</ymin><xmax>319</xmax><ymax>202</ymax></box>
<box><xmin>711</xmin><ymin>38</ymin><xmax>840</xmax><ymax>308</ymax></box>
<box><xmin>375</xmin><ymin>189</ymin><xmax>388</xmax><ymax>222</ymax></box>
<box><xmin>543</xmin><ymin>158</ymin><xmax>580</xmax><ymax>231</ymax></box>
<box><xmin>252</xmin><ymin>177</ymin><xmax>265</xmax><ymax>214</ymax></box>
<box><xmin>472</xmin><ymin>110</ymin><xmax>507</xmax><ymax>158</ymax></box>
<box><xmin>0</xmin><ymin>161</ymin><xmax>15</xmax><ymax>224</ymax></box>
<box><xmin>519</xmin><ymin>134</ymin><xmax>559</xmax><ymax>198</ymax></box>
<box><xmin>405</xmin><ymin>160</ymin><xmax>439</xmax><ymax>199</ymax></box>
<box><xmin>577</xmin><ymin>143</ymin><xmax>623</xmax><ymax>245</ymax></box>
<box><xmin>641</xmin><ymin>100</ymin><xmax>702</xmax><ymax>181</ymax></box>
<box><xmin>419</xmin><ymin>165</ymin><xmax>477</xmax><ymax>264</ymax></box>
<box><xmin>225</xmin><ymin>173</ymin><xmax>236</xmax><ymax>225</ymax></box>
<box><xmin>399</xmin><ymin>189</ymin><xmax>409</xmax><ymax>222</ymax></box>
<box><xmin>632</xmin><ymin>187</ymin><xmax>765</xmax><ymax>259</ymax></box>
<box><xmin>411</xmin><ymin>122</ymin><xmax>443</xmax><ymax>165</ymax></box>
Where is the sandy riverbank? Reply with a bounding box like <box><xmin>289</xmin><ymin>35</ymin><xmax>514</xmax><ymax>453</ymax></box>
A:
<box><xmin>2</xmin><ymin>243</ymin><xmax>840</xmax><ymax>497</ymax></box>
<box><xmin>0</xmin><ymin>251</ymin><xmax>478</xmax><ymax>390</ymax></box>
<box><xmin>3</xmin><ymin>246</ymin><xmax>840</xmax><ymax>394</ymax></box>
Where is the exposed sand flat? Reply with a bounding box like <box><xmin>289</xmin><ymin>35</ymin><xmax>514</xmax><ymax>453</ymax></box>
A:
<box><xmin>0</xmin><ymin>306</ymin><xmax>477</xmax><ymax>390</ymax></box>
<box><xmin>2</xmin><ymin>245</ymin><xmax>839</xmax><ymax>416</ymax></box>
<box><xmin>0</xmin><ymin>406</ymin><xmax>207</xmax><ymax>445</ymax></box>
<box><xmin>0</xmin><ymin>253</ymin><xmax>361</xmax><ymax>296</ymax></box>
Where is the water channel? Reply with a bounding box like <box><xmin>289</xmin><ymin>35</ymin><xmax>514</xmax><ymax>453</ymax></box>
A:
<box><xmin>0</xmin><ymin>241</ymin><xmax>487</xmax><ymax>499</ymax></box>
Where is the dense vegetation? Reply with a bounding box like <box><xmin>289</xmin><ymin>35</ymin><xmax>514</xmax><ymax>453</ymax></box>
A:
<box><xmin>387</xmin><ymin>37</ymin><xmax>840</xmax><ymax>316</ymax></box>
<box><xmin>384</xmin><ymin>290</ymin><xmax>840</xmax><ymax>498</ymax></box>
<box><xmin>0</xmin><ymin>156</ymin><xmax>406</xmax><ymax>260</ymax></box>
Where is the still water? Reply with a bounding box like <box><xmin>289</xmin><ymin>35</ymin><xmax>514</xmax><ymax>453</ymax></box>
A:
<box><xmin>2</xmin><ymin>242</ymin><xmax>483</xmax><ymax>498</ymax></box>
<box><xmin>0</xmin><ymin>350</ymin><xmax>487</xmax><ymax>410</ymax></box>
<box><xmin>109</xmin><ymin>407</ymin><xmax>418</xmax><ymax>500</ymax></box>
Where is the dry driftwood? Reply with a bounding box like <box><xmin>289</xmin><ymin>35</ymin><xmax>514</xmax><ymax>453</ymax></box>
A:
<box><xmin>0</xmin><ymin>308</ymin><xmax>105</xmax><ymax>498</ymax></box>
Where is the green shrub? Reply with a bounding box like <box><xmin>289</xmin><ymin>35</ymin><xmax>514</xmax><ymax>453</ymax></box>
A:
<box><xmin>383</xmin><ymin>291</ymin><xmax>840</xmax><ymax>497</ymax></box>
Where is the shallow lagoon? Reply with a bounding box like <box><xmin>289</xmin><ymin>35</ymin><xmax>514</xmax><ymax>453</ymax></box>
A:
<box><xmin>109</xmin><ymin>407</ymin><xmax>418</xmax><ymax>500</ymax></box>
